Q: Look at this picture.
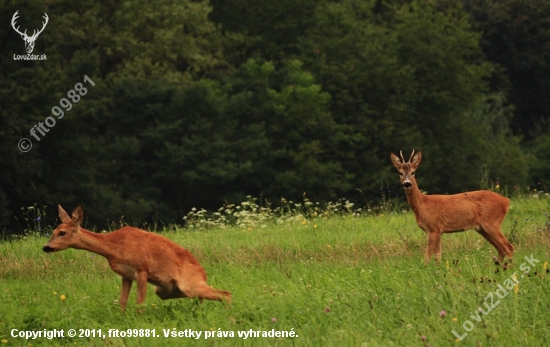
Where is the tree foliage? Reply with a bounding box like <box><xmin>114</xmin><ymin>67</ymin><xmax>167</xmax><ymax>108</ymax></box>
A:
<box><xmin>0</xmin><ymin>0</ymin><xmax>545</xmax><ymax>230</ymax></box>
<box><xmin>460</xmin><ymin>0</ymin><xmax>550</xmax><ymax>138</ymax></box>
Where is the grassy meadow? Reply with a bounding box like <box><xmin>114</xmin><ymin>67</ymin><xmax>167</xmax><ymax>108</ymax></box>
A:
<box><xmin>1</xmin><ymin>196</ymin><xmax>549</xmax><ymax>346</ymax></box>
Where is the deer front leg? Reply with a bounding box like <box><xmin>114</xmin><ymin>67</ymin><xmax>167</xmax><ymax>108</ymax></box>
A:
<box><xmin>120</xmin><ymin>278</ymin><xmax>132</xmax><ymax>312</ymax></box>
<box><xmin>434</xmin><ymin>233</ymin><xmax>442</xmax><ymax>263</ymax></box>
<box><xmin>425</xmin><ymin>232</ymin><xmax>442</xmax><ymax>264</ymax></box>
<box><xmin>136</xmin><ymin>271</ymin><xmax>148</xmax><ymax>305</ymax></box>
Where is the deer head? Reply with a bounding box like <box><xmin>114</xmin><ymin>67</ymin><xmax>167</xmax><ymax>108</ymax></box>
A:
<box><xmin>390</xmin><ymin>150</ymin><xmax>422</xmax><ymax>190</ymax></box>
<box><xmin>43</xmin><ymin>205</ymin><xmax>84</xmax><ymax>253</ymax></box>
<box><xmin>11</xmin><ymin>11</ymin><xmax>49</xmax><ymax>53</ymax></box>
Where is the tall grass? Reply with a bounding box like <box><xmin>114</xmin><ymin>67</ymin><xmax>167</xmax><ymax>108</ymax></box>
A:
<box><xmin>0</xmin><ymin>196</ymin><xmax>549</xmax><ymax>346</ymax></box>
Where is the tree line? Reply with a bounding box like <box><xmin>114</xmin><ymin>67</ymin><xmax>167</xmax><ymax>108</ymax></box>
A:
<box><xmin>1</xmin><ymin>0</ymin><xmax>549</xmax><ymax>230</ymax></box>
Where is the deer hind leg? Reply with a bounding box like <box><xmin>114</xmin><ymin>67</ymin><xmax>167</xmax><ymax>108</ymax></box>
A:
<box><xmin>476</xmin><ymin>228</ymin><xmax>504</xmax><ymax>263</ymax></box>
<box><xmin>176</xmin><ymin>267</ymin><xmax>231</xmax><ymax>303</ymax></box>
<box><xmin>175</xmin><ymin>275</ymin><xmax>232</xmax><ymax>303</ymax></box>
<box><xmin>490</xmin><ymin>224</ymin><xmax>514</xmax><ymax>261</ymax></box>
<box><xmin>477</xmin><ymin>226</ymin><xmax>514</xmax><ymax>264</ymax></box>
<box><xmin>179</xmin><ymin>282</ymin><xmax>232</xmax><ymax>303</ymax></box>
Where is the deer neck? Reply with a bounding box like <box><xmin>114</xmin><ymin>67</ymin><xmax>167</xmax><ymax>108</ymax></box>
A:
<box><xmin>73</xmin><ymin>228</ymin><xmax>116</xmax><ymax>259</ymax></box>
<box><xmin>404</xmin><ymin>181</ymin><xmax>424</xmax><ymax>212</ymax></box>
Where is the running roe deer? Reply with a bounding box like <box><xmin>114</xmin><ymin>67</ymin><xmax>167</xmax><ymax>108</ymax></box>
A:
<box><xmin>390</xmin><ymin>150</ymin><xmax>514</xmax><ymax>264</ymax></box>
<box><xmin>43</xmin><ymin>205</ymin><xmax>231</xmax><ymax>312</ymax></box>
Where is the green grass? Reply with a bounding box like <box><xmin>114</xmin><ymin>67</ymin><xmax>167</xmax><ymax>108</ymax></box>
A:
<box><xmin>1</xmin><ymin>198</ymin><xmax>549</xmax><ymax>346</ymax></box>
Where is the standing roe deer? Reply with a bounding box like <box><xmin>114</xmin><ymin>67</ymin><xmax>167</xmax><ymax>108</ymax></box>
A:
<box><xmin>390</xmin><ymin>150</ymin><xmax>514</xmax><ymax>264</ymax></box>
<box><xmin>43</xmin><ymin>205</ymin><xmax>231</xmax><ymax>312</ymax></box>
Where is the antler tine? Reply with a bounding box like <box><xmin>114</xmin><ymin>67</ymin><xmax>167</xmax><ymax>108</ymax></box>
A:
<box><xmin>32</xmin><ymin>13</ymin><xmax>49</xmax><ymax>38</ymax></box>
<box><xmin>408</xmin><ymin>149</ymin><xmax>415</xmax><ymax>163</ymax></box>
<box><xmin>11</xmin><ymin>10</ymin><xmax>25</xmax><ymax>36</ymax></box>
<box><xmin>399</xmin><ymin>150</ymin><xmax>405</xmax><ymax>163</ymax></box>
<box><xmin>11</xmin><ymin>10</ymin><xmax>19</xmax><ymax>26</ymax></box>
<box><xmin>42</xmin><ymin>13</ymin><xmax>49</xmax><ymax>28</ymax></box>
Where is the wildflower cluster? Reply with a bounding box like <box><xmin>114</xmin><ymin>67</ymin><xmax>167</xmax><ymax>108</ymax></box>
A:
<box><xmin>511</xmin><ymin>183</ymin><xmax>549</xmax><ymax>200</ymax></box>
<box><xmin>183</xmin><ymin>195</ymin><xmax>367</xmax><ymax>230</ymax></box>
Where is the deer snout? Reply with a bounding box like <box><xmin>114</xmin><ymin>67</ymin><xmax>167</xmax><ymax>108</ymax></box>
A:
<box><xmin>403</xmin><ymin>181</ymin><xmax>412</xmax><ymax>189</ymax></box>
<box><xmin>43</xmin><ymin>245</ymin><xmax>55</xmax><ymax>252</ymax></box>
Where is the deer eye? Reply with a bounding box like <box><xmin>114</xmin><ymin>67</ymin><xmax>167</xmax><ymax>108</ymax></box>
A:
<box><xmin>399</xmin><ymin>172</ymin><xmax>404</xmax><ymax>176</ymax></box>
<box><xmin>411</xmin><ymin>171</ymin><xmax>415</xmax><ymax>176</ymax></box>
<box><xmin>59</xmin><ymin>231</ymin><xmax>66</xmax><ymax>236</ymax></box>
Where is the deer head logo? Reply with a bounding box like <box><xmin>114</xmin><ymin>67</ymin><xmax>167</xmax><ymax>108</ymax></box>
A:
<box><xmin>11</xmin><ymin>10</ymin><xmax>49</xmax><ymax>54</ymax></box>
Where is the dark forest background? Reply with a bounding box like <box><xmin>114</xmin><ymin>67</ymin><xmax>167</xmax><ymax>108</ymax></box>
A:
<box><xmin>1</xmin><ymin>0</ymin><xmax>549</xmax><ymax>230</ymax></box>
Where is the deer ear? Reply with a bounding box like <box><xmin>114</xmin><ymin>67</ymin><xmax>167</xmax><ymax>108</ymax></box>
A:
<box><xmin>71</xmin><ymin>206</ymin><xmax>84</xmax><ymax>226</ymax></box>
<box><xmin>411</xmin><ymin>150</ymin><xmax>422</xmax><ymax>167</ymax></box>
<box><xmin>58</xmin><ymin>205</ymin><xmax>71</xmax><ymax>223</ymax></box>
<box><xmin>390</xmin><ymin>153</ymin><xmax>402</xmax><ymax>170</ymax></box>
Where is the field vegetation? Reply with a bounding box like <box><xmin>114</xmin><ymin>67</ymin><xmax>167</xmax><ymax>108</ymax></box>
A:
<box><xmin>1</xmin><ymin>194</ymin><xmax>549</xmax><ymax>346</ymax></box>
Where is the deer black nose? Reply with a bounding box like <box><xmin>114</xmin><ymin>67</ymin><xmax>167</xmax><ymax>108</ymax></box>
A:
<box><xmin>403</xmin><ymin>182</ymin><xmax>412</xmax><ymax>188</ymax></box>
<box><xmin>43</xmin><ymin>245</ymin><xmax>54</xmax><ymax>252</ymax></box>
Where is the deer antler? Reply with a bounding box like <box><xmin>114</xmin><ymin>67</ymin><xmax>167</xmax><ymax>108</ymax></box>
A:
<box><xmin>32</xmin><ymin>13</ymin><xmax>49</xmax><ymax>39</ymax></box>
<box><xmin>11</xmin><ymin>11</ymin><xmax>48</xmax><ymax>39</ymax></box>
<box><xmin>408</xmin><ymin>149</ymin><xmax>415</xmax><ymax>163</ymax></box>
<box><xmin>399</xmin><ymin>150</ymin><xmax>405</xmax><ymax>163</ymax></box>
<box><xmin>11</xmin><ymin>11</ymin><xmax>26</xmax><ymax>37</ymax></box>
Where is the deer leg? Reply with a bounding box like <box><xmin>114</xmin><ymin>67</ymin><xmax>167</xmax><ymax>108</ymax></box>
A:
<box><xmin>434</xmin><ymin>234</ymin><xmax>442</xmax><ymax>263</ymax></box>
<box><xmin>120</xmin><ymin>278</ymin><xmax>132</xmax><ymax>312</ymax></box>
<box><xmin>496</xmin><ymin>233</ymin><xmax>514</xmax><ymax>262</ymax></box>
<box><xmin>506</xmin><ymin>241</ymin><xmax>515</xmax><ymax>260</ymax></box>
<box><xmin>500</xmin><ymin>230</ymin><xmax>515</xmax><ymax>259</ymax></box>
<box><xmin>178</xmin><ymin>281</ymin><xmax>231</xmax><ymax>303</ymax></box>
<box><xmin>176</xmin><ymin>269</ymin><xmax>231</xmax><ymax>303</ymax></box>
<box><xmin>425</xmin><ymin>232</ymin><xmax>441</xmax><ymax>264</ymax></box>
<box><xmin>476</xmin><ymin>228</ymin><xmax>503</xmax><ymax>263</ymax></box>
<box><xmin>136</xmin><ymin>271</ymin><xmax>148</xmax><ymax>305</ymax></box>
<box><xmin>478</xmin><ymin>226</ymin><xmax>514</xmax><ymax>264</ymax></box>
